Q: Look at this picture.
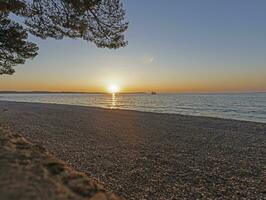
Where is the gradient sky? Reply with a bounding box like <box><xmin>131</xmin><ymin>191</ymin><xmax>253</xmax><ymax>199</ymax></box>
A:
<box><xmin>1</xmin><ymin>0</ymin><xmax>266</xmax><ymax>93</ymax></box>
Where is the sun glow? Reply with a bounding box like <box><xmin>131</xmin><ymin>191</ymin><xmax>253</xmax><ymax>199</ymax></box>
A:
<box><xmin>108</xmin><ymin>84</ymin><xmax>120</xmax><ymax>94</ymax></box>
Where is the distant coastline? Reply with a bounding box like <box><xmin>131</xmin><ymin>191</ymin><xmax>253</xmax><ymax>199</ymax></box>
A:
<box><xmin>1</xmin><ymin>91</ymin><xmax>266</xmax><ymax>95</ymax></box>
<box><xmin>0</xmin><ymin>91</ymin><xmax>147</xmax><ymax>94</ymax></box>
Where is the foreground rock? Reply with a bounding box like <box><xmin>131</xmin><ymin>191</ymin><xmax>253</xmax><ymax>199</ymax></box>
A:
<box><xmin>0</xmin><ymin>128</ymin><xmax>121</xmax><ymax>200</ymax></box>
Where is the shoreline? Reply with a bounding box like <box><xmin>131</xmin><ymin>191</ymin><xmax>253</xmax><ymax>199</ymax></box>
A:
<box><xmin>0</xmin><ymin>100</ymin><xmax>265</xmax><ymax>125</ymax></box>
<box><xmin>0</xmin><ymin>100</ymin><xmax>266</xmax><ymax>199</ymax></box>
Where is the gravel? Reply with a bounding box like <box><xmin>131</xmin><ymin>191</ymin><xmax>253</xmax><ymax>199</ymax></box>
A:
<box><xmin>0</xmin><ymin>101</ymin><xmax>265</xmax><ymax>199</ymax></box>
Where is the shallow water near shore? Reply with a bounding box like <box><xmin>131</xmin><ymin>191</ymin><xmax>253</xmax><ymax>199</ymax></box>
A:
<box><xmin>0</xmin><ymin>92</ymin><xmax>265</xmax><ymax>123</ymax></box>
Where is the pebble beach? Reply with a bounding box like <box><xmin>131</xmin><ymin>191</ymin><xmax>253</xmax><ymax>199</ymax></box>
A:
<box><xmin>0</xmin><ymin>100</ymin><xmax>265</xmax><ymax>199</ymax></box>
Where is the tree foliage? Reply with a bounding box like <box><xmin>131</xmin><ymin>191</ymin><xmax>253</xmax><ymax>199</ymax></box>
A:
<box><xmin>0</xmin><ymin>0</ymin><xmax>128</xmax><ymax>75</ymax></box>
<box><xmin>0</xmin><ymin>13</ymin><xmax>38</xmax><ymax>75</ymax></box>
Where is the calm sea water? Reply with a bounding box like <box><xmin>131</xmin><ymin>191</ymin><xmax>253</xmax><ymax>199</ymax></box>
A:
<box><xmin>0</xmin><ymin>93</ymin><xmax>265</xmax><ymax>123</ymax></box>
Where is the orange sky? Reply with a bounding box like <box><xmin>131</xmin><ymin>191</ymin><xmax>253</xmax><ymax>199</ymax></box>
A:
<box><xmin>1</xmin><ymin>67</ymin><xmax>265</xmax><ymax>93</ymax></box>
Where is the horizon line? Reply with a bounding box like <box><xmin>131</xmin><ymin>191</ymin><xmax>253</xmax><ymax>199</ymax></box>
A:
<box><xmin>0</xmin><ymin>90</ymin><xmax>265</xmax><ymax>94</ymax></box>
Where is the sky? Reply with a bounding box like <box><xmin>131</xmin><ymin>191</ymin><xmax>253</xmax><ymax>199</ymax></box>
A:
<box><xmin>1</xmin><ymin>0</ymin><xmax>266</xmax><ymax>93</ymax></box>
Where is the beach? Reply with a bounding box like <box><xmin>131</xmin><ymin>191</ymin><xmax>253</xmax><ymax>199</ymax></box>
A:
<box><xmin>0</xmin><ymin>100</ymin><xmax>265</xmax><ymax>199</ymax></box>
<box><xmin>0</xmin><ymin>128</ymin><xmax>121</xmax><ymax>200</ymax></box>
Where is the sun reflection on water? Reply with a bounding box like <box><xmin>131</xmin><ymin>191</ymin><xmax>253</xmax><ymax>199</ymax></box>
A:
<box><xmin>110</xmin><ymin>93</ymin><xmax>117</xmax><ymax>109</ymax></box>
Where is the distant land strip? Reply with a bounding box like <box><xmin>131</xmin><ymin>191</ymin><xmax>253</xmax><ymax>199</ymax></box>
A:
<box><xmin>0</xmin><ymin>91</ymin><xmax>147</xmax><ymax>94</ymax></box>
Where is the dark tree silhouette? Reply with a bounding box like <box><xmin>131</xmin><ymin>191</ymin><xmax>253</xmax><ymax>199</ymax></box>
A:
<box><xmin>0</xmin><ymin>0</ymin><xmax>128</xmax><ymax>75</ymax></box>
<box><xmin>0</xmin><ymin>13</ymin><xmax>38</xmax><ymax>75</ymax></box>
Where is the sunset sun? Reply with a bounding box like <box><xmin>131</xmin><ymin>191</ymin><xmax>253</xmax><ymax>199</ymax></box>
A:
<box><xmin>108</xmin><ymin>84</ymin><xmax>120</xmax><ymax>94</ymax></box>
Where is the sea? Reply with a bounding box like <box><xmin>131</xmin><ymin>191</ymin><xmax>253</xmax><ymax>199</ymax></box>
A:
<box><xmin>0</xmin><ymin>93</ymin><xmax>265</xmax><ymax>123</ymax></box>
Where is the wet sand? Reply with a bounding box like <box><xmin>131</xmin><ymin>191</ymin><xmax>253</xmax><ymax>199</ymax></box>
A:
<box><xmin>0</xmin><ymin>101</ymin><xmax>265</xmax><ymax>199</ymax></box>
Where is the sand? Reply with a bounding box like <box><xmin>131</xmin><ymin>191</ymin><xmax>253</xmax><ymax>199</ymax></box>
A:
<box><xmin>0</xmin><ymin>128</ymin><xmax>121</xmax><ymax>200</ymax></box>
<box><xmin>0</xmin><ymin>100</ymin><xmax>265</xmax><ymax>199</ymax></box>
